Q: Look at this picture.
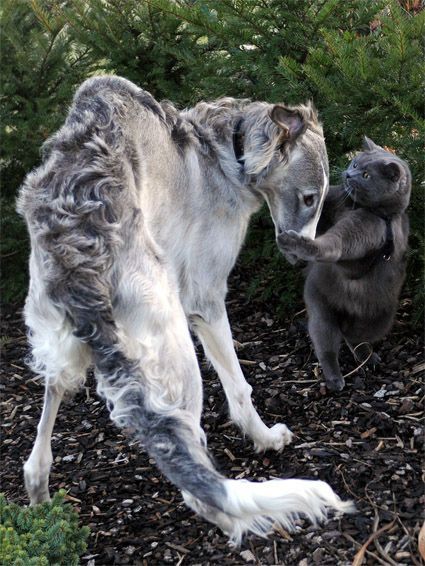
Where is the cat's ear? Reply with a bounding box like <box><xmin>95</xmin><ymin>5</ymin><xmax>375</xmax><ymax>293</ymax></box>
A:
<box><xmin>363</xmin><ymin>136</ymin><xmax>383</xmax><ymax>152</ymax></box>
<box><xmin>270</xmin><ymin>106</ymin><xmax>306</xmax><ymax>142</ymax></box>
<box><xmin>380</xmin><ymin>161</ymin><xmax>401</xmax><ymax>182</ymax></box>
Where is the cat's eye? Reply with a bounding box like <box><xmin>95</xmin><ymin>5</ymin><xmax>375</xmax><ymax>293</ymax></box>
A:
<box><xmin>303</xmin><ymin>195</ymin><xmax>315</xmax><ymax>207</ymax></box>
<box><xmin>353</xmin><ymin>162</ymin><xmax>358</xmax><ymax>168</ymax></box>
<box><xmin>363</xmin><ymin>171</ymin><xmax>369</xmax><ymax>178</ymax></box>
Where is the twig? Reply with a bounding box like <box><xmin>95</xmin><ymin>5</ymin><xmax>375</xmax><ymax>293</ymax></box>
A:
<box><xmin>396</xmin><ymin>515</ymin><xmax>424</xmax><ymax>566</ymax></box>
<box><xmin>273</xmin><ymin>540</ymin><xmax>278</xmax><ymax>564</ymax></box>
<box><xmin>343</xmin><ymin>532</ymin><xmax>390</xmax><ymax>566</ymax></box>
<box><xmin>279</xmin><ymin>379</ymin><xmax>319</xmax><ymax>384</ymax></box>
<box><xmin>351</xmin><ymin>518</ymin><xmax>396</xmax><ymax>566</ymax></box>
<box><xmin>239</xmin><ymin>359</ymin><xmax>257</xmax><ymax>366</ymax></box>
<box><xmin>165</xmin><ymin>542</ymin><xmax>190</xmax><ymax>555</ymax></box>
<box><xmin>343</xmin><ymin>342</ymin><xmax>373</xmax><ymax>378</ymax></box>
<box><xmin>372</xmin><ymin>515</ymin><xmax>398</xmax><ymax>566</ymax></box>
<box><xmin>364</xmin><ymin>491</ymin><xmax>398</xmax><ymax>566</ymax></box>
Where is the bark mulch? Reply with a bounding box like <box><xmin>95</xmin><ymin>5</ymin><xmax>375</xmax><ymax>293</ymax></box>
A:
<box><xmin>1</xmin><ymin>268</ymin><xmax>424</xmax><ymax>565</ymax></box>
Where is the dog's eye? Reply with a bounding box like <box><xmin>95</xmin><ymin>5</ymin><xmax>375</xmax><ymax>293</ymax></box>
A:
<box><xmin>303</xmin><ymin>195</ymin><xmax>315</xmax><ymax>207</ymax></box>
<box><xmin>363</xmin><ymin>171</ymin><xmax>369</xmax><ymax>179</ymax></box>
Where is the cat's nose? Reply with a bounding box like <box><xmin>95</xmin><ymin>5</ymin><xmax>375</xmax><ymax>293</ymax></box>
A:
<box><xmin>345</xmin><ymin>171</ymin><xmax>352</xmax><ymax>179</ymax></box>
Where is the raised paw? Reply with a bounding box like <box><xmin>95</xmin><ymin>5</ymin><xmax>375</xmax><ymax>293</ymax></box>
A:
<box><xmin>254</xmin><ymin>423</ymin><xmax>293</xmax><ymax>453</ymax></box>
<box><xmin>277</xmin><ymin>230</ymin><xmax>318</xmax><ymax>262</ymax></box>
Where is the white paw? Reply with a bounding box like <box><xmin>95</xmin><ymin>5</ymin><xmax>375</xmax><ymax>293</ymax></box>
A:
<box><xmin>254</xmin><ymin>423</ymin><xmax>293</xmax><ymax>452</ymax></box>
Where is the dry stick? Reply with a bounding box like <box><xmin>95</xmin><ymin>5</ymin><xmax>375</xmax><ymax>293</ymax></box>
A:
<box><xmin>397</xmin><ymin>515</ymin><xmax>424</xmax><ymax>566</ymax></box>
<box><xmin>352</xmin><ymin>518</ymin><xmax>397</xmax><ymax>566</ymax></box>
<box><xmin>343</xmin><ymin>342</ymin><xmax>373</xmax><ymax>379</ymax></box>
<box><xmin>371</xmin><ymin>512</ymin><xmax>398</xmax><ymax>566</ymax></box>
<box><xmin>364</xmin><ymin>490</ymin><xmax>400</xmax><ymax>566</ymax></box>
<box><xmin>343</xmin><ymin>532</ymin><xmax>390</xmax><ymax>566</ymax></box>
<box><xmin>341</xmin><ymin>463</ymin><xmax>421</xmax><ymax>565</ymax></box>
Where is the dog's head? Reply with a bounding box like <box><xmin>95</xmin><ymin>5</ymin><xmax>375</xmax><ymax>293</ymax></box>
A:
<box><xmin>242</xmin><ymin>102</ymin><xmax>329</xmax><ymax>263</ymax></box>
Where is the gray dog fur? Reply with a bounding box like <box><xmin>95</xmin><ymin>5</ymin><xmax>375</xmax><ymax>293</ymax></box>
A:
<box><xmin>18</xmin><ymin>75</ymin><xmax>352</xmax><ymax>541</ymax></box>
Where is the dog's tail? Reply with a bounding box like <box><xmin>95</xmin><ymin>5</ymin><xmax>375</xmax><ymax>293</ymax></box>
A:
<box><xmin>20</xmin><ymin>75</ymin><xmax>353</xmax><ymax>543</ymax></box>
<box><xmin>63</xmin><ymin>309</ymin><xmax>354</xmax><ymax>544</ymax></box>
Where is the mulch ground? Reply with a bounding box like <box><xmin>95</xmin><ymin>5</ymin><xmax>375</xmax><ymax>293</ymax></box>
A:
<box><xmin>1</xmin><ymin>265</ymin><xmax>424</xmax><ymax>566</ymax></box>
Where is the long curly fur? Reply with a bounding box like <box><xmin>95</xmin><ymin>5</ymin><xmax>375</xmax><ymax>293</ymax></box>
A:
<box><xmin>19</xmin><ymin>75</ymin><xmax>353</xmax><ymax>542</ymax></box>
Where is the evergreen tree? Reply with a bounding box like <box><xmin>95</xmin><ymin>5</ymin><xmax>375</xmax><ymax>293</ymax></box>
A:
<box><xmin>0</xmin><ymin>491</ymin><xmax>89</xmax><ymax>566</ymax></box>
<box><xmin>300</xmin><ymin>2</ymin><xmax>425</xmax><ymax>318</ymax></box>
<box><xmin>1</xmin><ymin>0</ymin><xmax>423</xmax><ymax>318</ymax></box>
<box><xmin>0</xmin><ymin>0</ymin><xmax>93</xmax><ymax>302</ymax></box>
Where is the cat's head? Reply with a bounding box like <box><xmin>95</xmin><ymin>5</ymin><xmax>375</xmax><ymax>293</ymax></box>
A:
<box><xmin>343</xmin><ymin>137</ymin><xmax>411</xmax><ymax>214</ymax></box>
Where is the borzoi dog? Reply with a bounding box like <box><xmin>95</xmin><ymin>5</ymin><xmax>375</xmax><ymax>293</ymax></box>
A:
<box><xmin>19</xmin><ymin>76</ymin><xmax>352</xmax><ymax>542</ymax></box>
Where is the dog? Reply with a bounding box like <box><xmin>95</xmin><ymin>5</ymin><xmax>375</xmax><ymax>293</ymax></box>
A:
<box><xmin>18</xmin><ymin>75</ymin><xmax>352</xmax><ymax>543</ymax></box>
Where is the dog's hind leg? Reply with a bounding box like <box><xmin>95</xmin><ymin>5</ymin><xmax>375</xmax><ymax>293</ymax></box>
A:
<box><xmin>192</xmin><ymin>311</ymin><xmax>293</xmax><ymax>452</ymax></box>
<box><xmin>24</xmin><ymin>384</ymin><xmax>64</xmax><ymax>504</ymax></box>
<box><xmin>23</xmin><ymin>284</ymin><xmax>91</xmax><ymax>504</ymax></box>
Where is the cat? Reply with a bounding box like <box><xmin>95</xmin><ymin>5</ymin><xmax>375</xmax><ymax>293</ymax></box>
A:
<box><xmin>278</xmin><ymin>137</ymin><xmax>411</xmax><ymax>391</ymax></box>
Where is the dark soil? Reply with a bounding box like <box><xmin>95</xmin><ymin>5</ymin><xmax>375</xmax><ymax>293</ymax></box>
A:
<box><xmin>1</xmin><ymin>268</ymin><xmax>424</xmax><ymax>566</ymax></box>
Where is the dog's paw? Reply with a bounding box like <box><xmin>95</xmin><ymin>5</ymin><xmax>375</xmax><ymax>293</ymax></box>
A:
<box><xmin>254</xmin><ymin>423</ymin><xmax>293</xmax><ymax>453</ymax></box>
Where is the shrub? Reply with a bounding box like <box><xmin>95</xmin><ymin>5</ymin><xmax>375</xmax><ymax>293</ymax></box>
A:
<box><xmin>0</xmin><ymin>491</ymin><xmax>89</xmax><ymax>566</ymax></box>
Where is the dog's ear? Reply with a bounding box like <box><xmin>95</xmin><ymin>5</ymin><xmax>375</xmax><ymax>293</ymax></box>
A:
<box><xmin>270</xmin><ymin>106</ymin><xmax>306</xmax><ymax>142</ymax></box>
<box><xmin>363</xmin><ymin>136</ymin><xmax>383</xmax><ymax>152</ymax></box>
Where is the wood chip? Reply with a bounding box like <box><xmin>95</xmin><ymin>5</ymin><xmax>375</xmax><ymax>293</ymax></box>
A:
<box><xmin>165</xmin><ymin>542</ymin><xmax>190</xmax><ymax>554</ymax></box>
<box><xmin>360</xmin><ymin>427</ymin><xmax>377</xmax><ymax>439</ymax></box>
<box><xmin>223</xmin><ymin>448</ymin><xmax>236</xmax><ymax>461</ymax></box>
<box><xmin>239</xmin><ymin>359</ymin><xmax>257</xmax><ymax>366</ymax></box>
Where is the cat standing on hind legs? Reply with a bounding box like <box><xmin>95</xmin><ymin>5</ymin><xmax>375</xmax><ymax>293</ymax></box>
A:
<box><xmin>278</xmin><ymin>137</ymin><xmax>411</xmax><ymax>391</ymax></box>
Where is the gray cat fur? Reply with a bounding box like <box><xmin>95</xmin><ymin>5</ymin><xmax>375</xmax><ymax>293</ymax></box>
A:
<box><xmin>278</xmin><ymin>137</ymin><xmax>411</xmax><ymax>391</ymax></box>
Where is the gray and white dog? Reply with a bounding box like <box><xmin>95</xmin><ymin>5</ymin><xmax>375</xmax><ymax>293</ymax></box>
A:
<box><xmin>19</xmin><ymin>76</ymin><xmax>352</xmax><ymax>542</ymax></box>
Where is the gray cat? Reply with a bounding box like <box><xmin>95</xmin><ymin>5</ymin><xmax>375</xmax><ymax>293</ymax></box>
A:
<box><xmin>278</xmin><ymin>137</ymin><xmax>411</xmax><ymax>391</ymax></box>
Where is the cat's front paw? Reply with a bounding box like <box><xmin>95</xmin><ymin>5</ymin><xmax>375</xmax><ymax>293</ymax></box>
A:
<box><xmin>278</xmin><ymin>230</ymin><xmax>318</xmax><ymax>262</ymax></box>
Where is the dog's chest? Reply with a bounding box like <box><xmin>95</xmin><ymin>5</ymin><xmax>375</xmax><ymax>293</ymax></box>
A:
<box><xmin>164</xmin><ymin>210</ymin><xmax>249</xmax><ymax>315</ymax></box>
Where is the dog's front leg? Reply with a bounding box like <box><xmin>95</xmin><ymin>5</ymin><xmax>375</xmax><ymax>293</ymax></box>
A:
<box><xmin>192</xmin><ymin>310</ymin><xmax>292</xmax><ymax>452</ymax></box>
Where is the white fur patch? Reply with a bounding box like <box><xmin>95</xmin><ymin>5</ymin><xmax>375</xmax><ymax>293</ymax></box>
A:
<box><xmin>221</xmin><ymin>478</ymin><xmax>355</xmax><ymax>545</ymax></box>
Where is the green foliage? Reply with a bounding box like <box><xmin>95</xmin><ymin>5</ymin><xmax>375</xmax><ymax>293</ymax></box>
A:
<box><xmin>1</xmin><ymin>0</ymin><xmax>423</xmax><ymax>322</ymax></box>
<box><xmin>0</xmin><ymin>0</ymin><xmax>94</xmax><ymax>302</ymax></box>
<box><xmin>61</xmin><ymin>0</ymin><xmax>193</xmax><ymax>103</ymax></box>
<box><xmin>0</xmin><ymin>198</ymin><xmax>28</xmax><ymax>305</ymax></box>
<box><xmin>301</xmin><ymin>2</ymin><xmax>425</xmax><ymax>321</ymax></box>
<box><xmin>0</xmin><ymin>491</ymin><xmax>90</xmax><ymax>566</ymax></box>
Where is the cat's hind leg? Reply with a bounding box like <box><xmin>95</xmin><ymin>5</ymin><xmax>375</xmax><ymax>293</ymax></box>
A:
<box><xmin>306</xmin><ymin>297</ymin><xmax>344</xmax><ymax>392</ymax></box>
